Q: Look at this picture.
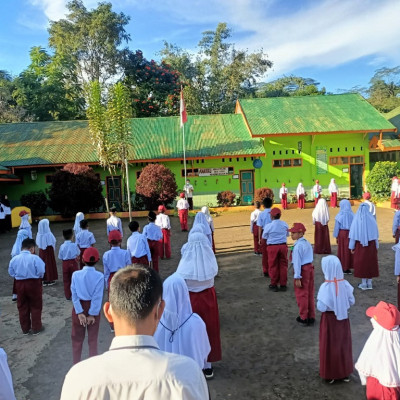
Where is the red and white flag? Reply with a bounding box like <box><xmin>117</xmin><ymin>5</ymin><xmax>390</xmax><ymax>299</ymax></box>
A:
<box><xmin>180</xmin><ymin>87</ymin><xmax>187</xmax><ymax>128</ymax></box>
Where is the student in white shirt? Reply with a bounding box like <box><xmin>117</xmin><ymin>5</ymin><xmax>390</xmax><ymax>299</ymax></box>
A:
<box><xmin>75</xmin><ymin>219</ymin><xmax>96</xmax><ymax>269</ymax></box>
<box><xmin>176</xmin><ymin>193</ymin><xmax>189</xmax><ymax>231</ymax></box>
<box><xmin>156</xmin><ymin>205</ymin><xmax>171</xmax><ymax>259</ymax></box>
<box><xmin>106</xmin><ymin>206</ymin><xmax>123</xmax><ymax>237</ymax></box>
<box><xmin>250</xmin><ymin>201</ymin><xmax>262</xmax><ymax>255</ymax></box>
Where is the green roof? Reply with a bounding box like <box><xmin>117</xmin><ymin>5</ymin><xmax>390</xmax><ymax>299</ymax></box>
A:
<box><xmin>0</xmin><ymin>114</ymin><xmax>265</xmax><ymax>167</ymax></box>
<box><xmin>380</xmin><ymin>138</ymin><xmax>400</xmax><ymax>149</ymax></box>
<box><xmin>238</xmin><ymin>94</ymin><xmax>396</xmax><ymax>136</ymax></box>
<box><xmin>0</xmin><ymin>164</ymin><xmax>9</xmax><ymax>171</ymax></box>
<box><xmin>385</xmin><ymin>106</ymin><xmax>400</xmax><ymax>132</ymax></box>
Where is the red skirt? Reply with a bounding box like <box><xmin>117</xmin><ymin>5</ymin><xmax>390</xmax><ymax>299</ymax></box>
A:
<box><xmin>319</xmin><ymin>312</ymin><xmax>353</xmax><ymax>380</ymax></box>
<box><xmin>366</xmin><ymin>377</ymin><xmax>400</xmax><ymax>400</ymax></box>
<box><xmin>353</xmin><ymin>240</ymin><xmax>379</xmax><ymax>279</ymax></box>
<box><xmin>337</xmin><ymin>229</ymin><xmax>353</xmax><ymax>270</ymax></box>
<box><xmin>392</xmin><ymin>192</ymin><xmax>397</xmax><ymax>209</ymax></box>
<box><xmin>330</xmin><ymin>192</ymin><xmax>338</xmax><ymax>208</ymax></box>
<box><xmin>314</xmin><ymin>222</ymin><xmax>331</xmax><ymax>254</ymax></box>
<box><xmin>131</xmin><ymin>255</ymin><xmax>149</xmax><ymax>266</ymax></box>
<box><xmin>39</xmin><ymin>246</ymin><xmax>58</xmax><ymax>282</ymax></box>
<box><xmin>189</xmin><ymin>287</ymin><xmax>222</xmax><ymax>362</ymax></box>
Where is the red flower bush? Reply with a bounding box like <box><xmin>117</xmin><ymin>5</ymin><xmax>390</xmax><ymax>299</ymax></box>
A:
<box><xmin>254</xmin><ymin>187</ymin><xmax>275</xmax><ymax>204</ymax></box>
<box><xmin>216</xmin><ymin>191</ymin><xmax>236</xmax><ymax>207</ymax></box>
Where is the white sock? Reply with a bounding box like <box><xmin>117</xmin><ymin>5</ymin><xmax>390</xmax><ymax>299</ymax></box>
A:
<box><xmin>367</xmin><ymin>279</ymin><xmax>372</xmax><ymax>287</ymax></box>
<box><xmin>204</xmin><ymin>362</ymin><xmax>212</xmax><ymax>369</ymax></box>
<box><xmin>361</xmin><ymin>278</ymin><xmax>367</xmax><ymax>286</ymax></box>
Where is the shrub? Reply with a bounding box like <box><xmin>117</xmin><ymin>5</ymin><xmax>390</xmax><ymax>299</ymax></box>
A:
<box><xmin>217</xmin><ymin>191</ymin><xmax>236</xmax><ymax>207</ymax></box>
<box><xmin>47</xmin><ymin>163</ymin><xmax>104</xmax><ymax>217</ymax></box>
<box><xmin>135</xmin><ymin>164</ymin><xmax>178</xmax><ymax>209</ymax></box>
<box><xmin>254</xmin><ymin>187</ymin><xmax>275</xmax><ymax>204</ymax></box>
<box><xmin>366</xmin><ymin>161</ymin><xmax>400</xmax><ymax>201</ymax></box>
<box><xmin>20</xmin><ymin>191</ymin><xmax>48</xmax><ymax>217</ymax></box>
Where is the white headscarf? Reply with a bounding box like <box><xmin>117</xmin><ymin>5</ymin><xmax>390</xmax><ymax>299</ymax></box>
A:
<box><xmin>296</xmin><ymin>183</ymin><xmax>305</xmax><ymax>196</ymax></box>
<box><xmin>11</xmin><ymin>229</ymin><xmax>29</xmax><ymax>257</ymax></box>
<box><xmin>335</xmin><ymin>199</ymin><xmax>354</xmax><ymax>230</ymax></box>
<box><xmin>36</xmin><ymin>219</ymin><xmax>56</xmax><ymax>250</ymax></box>
<box><xmin>355</xmin><ymin>318</ymin><xmax>400</xmax><ymax>387</ymax></box>
<box><xmin>154</xmin><ymin>273</ymin><xmax>211</xmax><ymax>368</ymax></box>
<box><xmin>193</xmin><ymin>212</ymin><xmax>212</xmax><ymax>245</ymax></box>
<box><xmin>19</xmin><ymin>213</ymin><xmax>30</xmax><ymax>230</ymax></box>
<box><xmin>317</xmin><ymin>255</ymin><xmax>355</xmax><ymax>320</ymax></box>
<box><xmin>391</xmin><ymin>178</ymin><xmax>399</xmax><ymax>192</ymax></box>
<box><xmin>73</xmin><ymin>212</ymin><xmax>84</xmax><ymax>236</ymax></box>
<box><xmin>201</xmin><ymin>206</ymin><xmax>214</xmax><ymax>232</ymax></box>
<box><xmin>312</xmin><ymin>198</ymin><xmax>330</xmax><ymax>225</ymax></box>
<box><xmin>177</xmin><ymin>232</ymin><xmax>218</xmax><ymax>281</ymax></box>
<box><xmin>181</xmin><ymin>226</ymin><xmax>211</xmax><ymax>255</ymax></box>
<box><xmin>328</xmin><ymin>178</ymin><xmax>338</xmax><ymax>193</ymax></box>
<box><xmin>349</xmin><ymin>203</ymin><xmax>379</xmax><ymax>247</ymax></box>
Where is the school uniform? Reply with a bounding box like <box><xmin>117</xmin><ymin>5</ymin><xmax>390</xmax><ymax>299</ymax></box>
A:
<box><xmin>184</xmin><ymin>183</ymin><xmax>194</xmax><ymax>210</ymax></box>
<box><xmin>317</xmin><ymin>256</ymin><xmax>354</xmax><ymax>381</ymax></box>
<box><xmin>58</xmin><ymin>241</ymin><xmax>80</xmax><ymax>299</ymax></box>
<box><xmin>393</xmin><ymin>211</ymin><xmax>400</xmax><ymax>244</ymax></box>
<box><xmin>0</xmin><ymin>203</ymin><xmax>6</xmax><ymax>234</ymax></box>
<box><xmin>2</xmin><ymin>199</ymin><xmax>12</xmax><ymax>232</ymax></box>
<box><xmin>73</xmin><ymin>212</ymin><xmax>84</xmax><ymax>238</ymax></box>
<box><xmin>70</xmin><ymin>266</ymin><xmax>103</xmax><ymax>364</ymax></box>
<box><xmin>328</xmin><ymin>179</ymin><xmax>338</xmax><ymax>208</ymax></box>
<box><xmin>11</xmin><ymin>229</ymin><xmax>30</xmax><ymax>299</ymax></box>
<box><xmin>364</xmin><ymin>199</ymin><xmax>376</xmax><ymax>219</ymax></box>
<box><xmin>263</xmin><ymin>219</ymin><xmax>289</xmax><ymax>287</ymax></box>
<box><xmin>333</xmin><ymin>199</ymin><xmax>354</xmax><ymax>271</ymax></box>
<box><xmin>391</xmin><ymin>178</ymin><xmax>399</xmax><ymax>209</ymax></box>
<box><xmin>313</xmin><ymin>184</ymin><xmax>322</xmax><ymax>206</ymax></box>
<box><xmin>392</xmin><ymin>243</ymin><xmax>400</xmax><ymax>310</ymax></box>
<box><xmin>193</xmin><ymin>212</ymin><xmax>213</xmax><ymax>247</ymax></box>
<box><xmin>19</xmin><ymin>214</ymin><xmax>32</xmax><ymax>238</ymax></box>
<box><xmin>201</xmin><ymin>207</ymin><xmax>216</xmax><ymax>253</ymax></box>
<box><xmin>8</xmin><ymin>250</ymin><xmax>45</xmax><ymax>333</ymax></box>
<box><xmin>279</xmin><ymin>186</ymin><xmax>288</xmax><ymax>209</ymax></box>
<box><xmin>250</xmin><ymin>208</ymin><xmax>261</xmax><ymax>254</ymax></box>
<box><xmin>177</xmin><ymin>198</ymin><xmax>189</xmax><ymax>231</ymax></box>
<box><xmin>296</xmin><ymin>183</ymin><xmax>305</xmax><ymax>209</ymax></box>
<box><xmin>256</xmin><ymin>208</ymin><xmax>272</xmax><ymax>275</ymax></box>
<box><xmin>292</xmin><ymin>237</ymin><xmax>315</xmax><ymax>321</ymax></box>
<box><xmin>106</xmin><ymin>215</ymin><xmax>123</xmax><ymax>237</ymax></box>
<box><xmin>142</xmin><ymin>223</ymin><xmax>163</xmax><ymax>272</ymax></box>
<box><xmin>75</xmin><ymin>230</ymin><xmax>96</xmax><ymax>269</ymax></box>
<box><xmin>102</xmin><ymin>246</ymin><xmax>131</xmax><ymax>290</ymax></box>
<box><xmin>127</xmin><ymin>231</ymin><xmax>152</xmax><ymax>265</ymax></box>
<box><xmin>36</xmin><ymin>219</ymin><xmax>58</xmax><ymax>283</ymax></box>
<box><xmin>312</xmin><ymin>199</ymin><xmax>331</xmax><ymax>254</ymax></box>
<box><xmin>156</xmin><ymin>213</ymin><xmax>171</xmax><ymax>259</ymax></box>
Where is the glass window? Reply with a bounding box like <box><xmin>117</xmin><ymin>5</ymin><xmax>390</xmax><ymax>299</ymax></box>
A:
<box><xmin>341</xmin><ymin>157</ymin><xmax>349</xmax><ymax>164</ymax></box>
<box><xmin>330</xmin><ymin>157</ymin><xmax>338</xmax><ymax>165</ymax></box>
<box><xmin>273</xmin><ymin>160</ymin><xmax>282</xmax><ymax>168</ymax></box>
<box><xmin>293</xmin><ymin>159</ymin><xmax>302</xmax><ymax>166</ymax></box>
<box><xmin>283</xmin><ymin>159</ymin><xmax>291</xmax><ymax>167</ymax></box>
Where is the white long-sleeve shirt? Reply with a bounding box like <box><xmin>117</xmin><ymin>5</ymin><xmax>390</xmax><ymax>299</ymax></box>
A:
<box><xmin>156</xmin><ymin>213</ymin><xmax>171</xmax><ymax>230</ymax></box>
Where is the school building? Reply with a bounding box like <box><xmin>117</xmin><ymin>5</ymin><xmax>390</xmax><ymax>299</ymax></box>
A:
<box><xmin>0</xmin><ymin>93</ymin><xmax>396</xmax><ymax>211</ymax></box>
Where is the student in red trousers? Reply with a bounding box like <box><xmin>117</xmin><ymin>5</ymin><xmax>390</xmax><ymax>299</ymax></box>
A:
<box><xmin>156</xmin><ymin>205</ymin><xmax>171</xmax><ymax>259</ymax></box>
<box><xmin>279</xmin><ymin>183</ymin><xmax>288</xmax><ymax>210</ymax></box>
<box><xmin>250</xmin><ymin>201</ymin><xmax>261</xmax><ymax>255</ymax></box>
<box><xmin>296</xmin><ymin>183</ymin><xmax>306</xmax><ymax>209</ymax></box>
<box><xmin>176</xmin><ymin>193</ymin><xmax>189</xmax><ymax>232</ymax></box>
<box><xmin>142</xmin><ymin>212</ymin><xmax>163</xmax><ymax>272</ymax></box>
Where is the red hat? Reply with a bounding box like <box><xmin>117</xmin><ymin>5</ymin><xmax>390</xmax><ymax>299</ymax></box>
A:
<box><xmin>270</xmin><ymin>207</ymin><xmax>281</xmax><ymax>217</ymax></box>
<box><xmin>282</xmin><ymin>183</ymin><xmax>285</xmax><ymax>186</ymax></box>
<box><xmin>108</xmin><ymin>230</ymin><xmax>122</xmax><ymax>242</ymax></box>
<box><xmin>82</xmin><ymin>247</ymin><xmax>100</xmax><ymax>263</ymax></box>
<box><xmin>393</xmin><ymin>176</ymin><xmax>398</xmax><ymax>180</ymax></box>
<box><xmin>19</xmin><ymin>210</ymin><xmax>29</xmax><ymax>217</ymax></box>
<box><xmin>366</xmin><ymin>301</ymin><xmax>400</xmax><ymax>330</ymax></box>
<box><xmin>158</xmin><ymin>205</ymin><xmax>166</xmax><ymax>212</ymax></box>
<box><xmin>315</xmin><ymin>180</ymin><xmax>319</xmax><ymax>183</ymax></box>
<box><xmin>363</xmin><ymin>192</ymin><xmax>371</xmax><ymax>200</ymax></box>
<box><xmin>288</xmin><ymin>223</ymin><xmax>306</xmax><ymax>233</ymax></box>
<box><xmin>180</xmin><ymin>193</ymin><xmax>185</xmax><ymax>198</ymax></box>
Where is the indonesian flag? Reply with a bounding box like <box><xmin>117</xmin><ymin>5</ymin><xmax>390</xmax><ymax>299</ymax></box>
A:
<box><xmin>180</xmin><ymin>87</ymin><xmax>187</xmax><ymax>128</ymax></box>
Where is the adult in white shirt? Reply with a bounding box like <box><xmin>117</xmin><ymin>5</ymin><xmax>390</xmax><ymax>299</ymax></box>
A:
<box><xmin>183</xmin><ymin>179</ymin><xmax>194</xmax><ymax>210</ymax></box>
<box><xmin>60</xmin><ymin>266</ymin><xmax>209</xmax><ymax>400</ymax></box>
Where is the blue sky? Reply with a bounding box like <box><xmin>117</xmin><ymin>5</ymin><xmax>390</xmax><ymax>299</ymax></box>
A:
<box><xmin>1</xmin><ymin>0</ymin><xmax>400</xmax><ymax>93</ymax></box>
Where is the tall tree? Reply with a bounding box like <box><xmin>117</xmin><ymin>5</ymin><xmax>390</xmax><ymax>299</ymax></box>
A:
<box><xmin>368</xmin><ymin>67</ymin><xmax>400</xmax><ymax>113</ymax></box>
<box><xmin>160</xmin><ymin>23</ymin><xmax>272</xmax><ymax>114</ymax></box>
<box><xmin>48</xmin><ymin>0</ymin><xmax>130</xmax><ymax>84</ymax></box>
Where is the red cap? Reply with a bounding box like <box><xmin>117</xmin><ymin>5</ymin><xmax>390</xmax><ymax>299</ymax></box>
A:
<box><xmin>270</xmin><ymin>207</ymin><xmax>281</xmax><ymax>217</ymax></box>
<box><xmin>82</xmin><ymin>247</ymin><xmax>99</xmax><ymax>263</ymax></box>
<box><xmin>158</xmin><ymin>205</ymin><xmax>166</xmax><ymax>212</ymax></box>
<box><xmin>315</xmin><ymin>180</ymin><xmax>319</xmax><ymax>183</ymax></box>
<box><xmin>19</xmin><ymin>210</ymin><xmax>29</xmax><ymax>217</ymax></box>
<box><xmin>282</xmin><ymin>183</ymin><xmax>285</xmax><ymax>186</ymax></box>
<box><xmin>108</xmin><ymin>230</ymin><xmax>122</xmax><ymax>242</ymax></box>
<box><xmin>366</xmin><ymin>301</ymin><xmax>400</xmax><ymax>330</ymax></box>
<box><xmin>363</xmin><ymin>192</ymin><xmax>371</xmax><ymax>200</ymax></box>
<box><xmin>393</xmin><ymin>176</ymin><xmax>398</xmax><ymax>180</ymax></box>
<box><xmin>180</xmin><ymin>193</ymin><xmax>185</xmax><ymax>198</ymax></box>
<box><xmin>288</xmin><ymin>223</ymin><xmax>306</xmax><ymax>233</ymax></box>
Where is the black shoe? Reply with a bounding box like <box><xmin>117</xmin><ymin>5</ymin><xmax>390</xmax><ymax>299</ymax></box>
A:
<box><xmin>307</xmin><ymin>318</ymin><xmax>315</xmax><ymax>326</ymax></box>
<box><xmin>296</xmin><ymin>316</ymin><xmax>308</xmax><ymax>326</ymax></box>
<box><xmin>203</xmin><ymin>368</ymin><xmax>214</xmax><ymax>380</ymax></box>
<box><xmin>279</xmin><ymin>286</ymin><xmax>287</xmax><ymax>292</ymax></box>
<box><xmin>22</xmin><ymin>330</ymin><xmax>30</xmax><ymax>335</ymax></box>
<box><xmin>32</xmin><ymin>326</ymin><xmax>45</xmax><ymax>336</ymax></box>
<box><xmin>343</xmin><ymin>269</ymin><xmax>352</xmax><ymax>275</ymax></box>
<box><xmin>269</xmin><ymin>284</ymin><xmax>278</xmax><ymax>290</ymax></box>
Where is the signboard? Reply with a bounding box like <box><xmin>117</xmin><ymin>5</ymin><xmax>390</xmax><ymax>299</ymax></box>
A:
<box><xmin>316</xmin><ymin>146</ymin><xmax>328</xmax><ymax>175</ymax></box>
<box><xmin>198</xmin><ymin>167</ymin><xmax>229</xmax><ymax>177</ymax></box>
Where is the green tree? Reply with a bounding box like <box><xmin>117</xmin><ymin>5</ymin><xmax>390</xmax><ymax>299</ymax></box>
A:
<box><xmin>48</xmin><ymin>0</ymin><xmax>130</xmax><ymax>84</ymax></box>
<box><xmin>366</xmin><ymin>161</ymin><xmax>400</xmax><ymax>200</ymax></box>
<box><xmin>160</xmin><ymin>23</ymin><xmax>272</xmax><ymax>114</ymax></box>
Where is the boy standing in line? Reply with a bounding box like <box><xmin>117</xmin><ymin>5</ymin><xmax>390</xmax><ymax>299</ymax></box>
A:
<box><xmin>176</xmin><ymin>193</ymin><xmax>189</xmax><ymax>232</ymax></box>
<box><xmin>8</xmin><ymin>239</ymin><xmax>45</xmax><ymax>335</ymax></box>
<box><xmin>127</xmin><ymin>221</ymin><xmax>152</xmax><ymax>267</ymax></box>
<box><xmin>142</xmin><ymin>212</ymin><xmax>163</xmax><ymax>272</ymax></box>
<box><xmin>289</xmin><ymin>223</ymin><xmax>315</xmax><ymax>326</ymax></box>
<box><xmin>257</xmin><ymin>197</ymin><xmax>273</xmax><ymax>277</ymax></box>
<box><xmin>75</xmin><ymin>219</ymin><xmax>96</xmax><ymax>269</ymax></box>
<box><xmin>250</xmin><ymin>201</ymin><xmax>261</xmax><ymax>255</ymax></box>
<box><xmin>106</xmin><ymin>206</ymin><xmax>123</xmax><ymax>237</ymax></box>
<box><xmin>156</xmin><ymin>205</ymin><xmax>171</xmax><ymax>259</ymax></box>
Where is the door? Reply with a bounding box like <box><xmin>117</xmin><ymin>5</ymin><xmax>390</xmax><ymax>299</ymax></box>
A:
<box><xmin>106</xmin><ymin>176</ymin><xmax>123</xmax><ymax>210</ymax></box>
<box><xmin>350</xmin><ymin>164</ymin><xmax>363</xmax><ymax>198</ymax></box>
<box><xmin>240</xmin><ymin>170</ymin><xmax>254</xmax><ymax>204</ymax></box>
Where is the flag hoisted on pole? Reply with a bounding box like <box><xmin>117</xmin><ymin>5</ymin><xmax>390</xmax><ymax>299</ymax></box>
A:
<box><xmin>180</xmin><ymin>86</ymin><xmax>188</xmax><ymax>188</ymax></box>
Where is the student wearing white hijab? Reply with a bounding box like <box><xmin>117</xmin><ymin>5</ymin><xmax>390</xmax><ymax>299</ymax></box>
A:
<box><xmin>181</xmin><ymin>225</ymin><xmax>211</xmax><ymax>256</ymax></box>
<box><xmin>391</xmin><ymin>176</ymin><xmax>399</xmax><ymax>209</ymax></box>
<box><xmin>296</xmin><ymin>183</ymin><xmax>305</xmax><ymax>209</ymax></box>
<box><xmin>312</xmin><ymin>198</ymin><xmax>331</xmax><ymax>254</ymax></box>
<box><xmin>73</xmin><ymin>212</ymin><xmax>84</xmax><ymax>238</ymax></box>
<box><xmin>201</xmin><ymin>206</ymin><xmax>215</xmax><ymax>252</ymax></box>
<box><xmin>177</xmin><ymin>232</ymin><xmax>221</xmax><ymax>379</ymax></box>
<box><xmin>355</xmin><ymin>301</ymin><xmax>400</xmax><ymax>398</ymax></box>
<box><xmin>36</xmin><ymin>219</ymin><xmax>58</xmax><ymax>286</ymax></box>
<box><xmin>18</xmin><ymin>210</ymin><xmax>32</xmax><ymax>238</ymax></box>
<box><xmin>154</xmin><ymin>273</ymin><xmax>211</xmax><ymax>370</ymax></box>
<box><xmin>317</xmin><ymin>256</ymin><xmax>355</xmax><ymax>383</ymax></box>
<box><xmin>333</xmin><ymin>199</ymin><xmax>354</xmax><ymax>274</ymax></box>
<box><xmin>349</xmin><ymin>203</ymin><xmax>379</xmax><ymax>290</ymax></box>
<box><xmin>0</xmin><ymin>348</ymin><xmax>16</xmax><ymax>400</ymax></box>
<box><xmin>10</xmin><ymin>229</ymin><xmax>30</xmax><ymax>301</ymax></box>
<box><xmin>106</xmin><ymin>207</ymin><xmax>123</xmax><ymax>237</ymax></box>
<box><xmin>193</xmin><ymin>212</ymin><xmax>212</xmax><ymax>247</ymax></box>
<box><xmin>328</xmin><ymin>178</ymin><xmax>339</xmax><ymax>208</ymax></box>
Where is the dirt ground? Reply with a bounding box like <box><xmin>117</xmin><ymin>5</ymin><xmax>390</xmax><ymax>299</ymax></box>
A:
<box><xmin>0</xmin><ymin>205</ymin><xmax>398</xmax><ymax>400</ymax></box>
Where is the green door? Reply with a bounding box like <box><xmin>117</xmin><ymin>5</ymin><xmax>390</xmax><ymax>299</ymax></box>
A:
<box><xmin>350</xmin><ymin>164</ymin><xmax>363</xmax><ymax>199</ymax></box>
<box><xmin>107</xmin><ymin>176</ymin><xmax>123</xmax><ymax>210</ymax></box>
<box><xmin>240</xmin><ymin>170</ymin><xmax>254</xmax><ymax>204</ymax></box>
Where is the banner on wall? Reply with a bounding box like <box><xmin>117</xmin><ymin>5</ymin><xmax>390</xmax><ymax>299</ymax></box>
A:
<box><xmin>316</xmin><ymin>146</ymin><xmax>328</xmax><ymax>175</ymax></box>
<box><xmin>198</xmin><ymin>167</ymin><xmax>229</xmax><ymax>176</ymax></box>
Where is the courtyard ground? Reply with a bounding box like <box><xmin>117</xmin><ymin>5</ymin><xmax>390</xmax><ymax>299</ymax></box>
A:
<box><xmin>0</xmin><ymin>205</ymin><xmax>397</xmax><ymax>400</ymax></box>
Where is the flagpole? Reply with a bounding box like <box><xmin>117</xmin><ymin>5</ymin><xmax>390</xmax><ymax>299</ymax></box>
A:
<box><xmin>183</xmin><ymin>122</ymin><xmax>187</xmax><ymax>184</ymax></box>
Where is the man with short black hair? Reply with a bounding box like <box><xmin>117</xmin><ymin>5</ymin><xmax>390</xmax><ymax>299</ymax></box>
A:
<box><xmin>61</xmin><ymin>266</ymin><xmax>209</xmax><ymax>400</ymax></box>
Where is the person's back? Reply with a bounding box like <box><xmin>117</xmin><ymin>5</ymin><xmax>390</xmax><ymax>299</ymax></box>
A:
<box><xmin>61</xmin><ymin>266</ymin><xmax>209</xmax><ymax>400</ymax></box>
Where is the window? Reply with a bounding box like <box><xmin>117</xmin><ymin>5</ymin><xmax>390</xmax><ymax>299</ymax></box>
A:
<box><xmin>330</xmin><ymin>156</ymin><xmax>363</xmax><ymax>165</ymax></box>
<box><xmin>293</xmin><ymin>159</ymin><xmax>302</xmax><ymax>166</ymax></box>
<box><xmin>350</xmin><ymin>156</ymin><xmax>363</xmax><ymax>164</ymax></box>
<box><xmin>272</xmin><ymin>159</ymin><xmax>302</xmax><ymax>168</ymax></box>
<box><xmin>292</xmin><ymin>150</ymin><xmax>295</xmax><ymax>154</ymax></box>
<box><xmin>283</xmin><ymin>159</ymin><xmax>291</xmax><ymax>167</ymax></box>
<box><xmin>273</xmin><ymin>151</ymin><xmax>275</xmax><ymax>155</ymax></box>
<box><xmin>273</xmin><ymin>160</ymin><xmax>282</xmax><ymax>168</ymax></box>
<box><xmin>136</xmin><ymin>171</ymin><xmax>141</xmax><ymax>179</ymax></box>
<box><xmin>45</xmin><ymin>175</ymin><xmax>54</xmax><ymax>184</ymax></box>
<box><xmin>222</xmin><ymin>158</ymin><xmax>225</xmax><ymax>162</ymax></box>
